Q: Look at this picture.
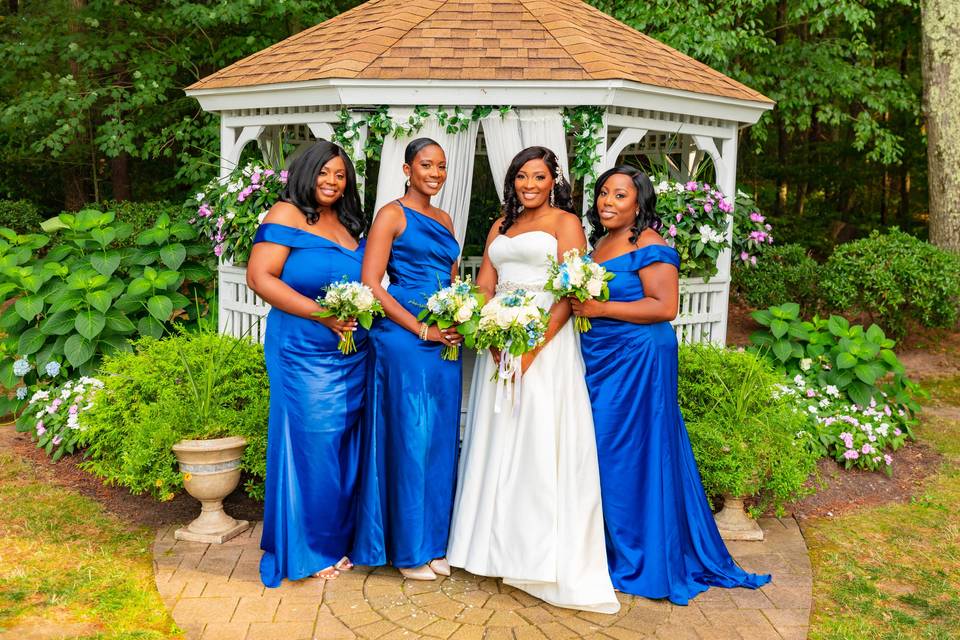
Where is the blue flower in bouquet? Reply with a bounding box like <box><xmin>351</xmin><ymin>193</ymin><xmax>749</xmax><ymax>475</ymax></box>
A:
<box><xmin>13</xmin><ymin>358</ymin><xmax>30</xmax><ymax>377</ymax></box>
<box><xmin>16</xmin><ymin>387</ymin><xmax>27</xmax><ymax>400</ymax></box>
<box><xmin>45</xmin><ymin>361</ymin><xmax>61</xmax><ymax>378</ymax></box>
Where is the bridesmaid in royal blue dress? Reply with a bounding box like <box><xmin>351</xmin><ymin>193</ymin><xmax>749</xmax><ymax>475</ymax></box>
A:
<box><xmin>246</xmin><ymin>141</ymin><xmax>367</xmax><ymax>587</ymax></box>
<box><xmin>353</xmin><ymin>138</ymin><xmax>463</xmax><ymax>581</ymax></box>
<box><xmin>572</xmin><ymin>166</ymin><xmax>771</xmax><ymax>605</ymax></box>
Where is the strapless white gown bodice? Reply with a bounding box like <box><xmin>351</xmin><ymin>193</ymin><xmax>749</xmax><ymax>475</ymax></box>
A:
<box><xmin>447</xmin><ymin>230</ymin><xmax>619</xmax><ymax>614</ymax></box>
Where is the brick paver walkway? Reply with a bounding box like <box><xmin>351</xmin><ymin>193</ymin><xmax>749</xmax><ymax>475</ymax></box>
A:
<box><xmin>153</xmin><ymin>518</ymin><xmax>811</xmax><ymax>640</ymax></box>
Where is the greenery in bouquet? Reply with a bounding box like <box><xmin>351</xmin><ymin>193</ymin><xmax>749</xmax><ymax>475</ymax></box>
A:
<box><xmin>474</xmin><ymin>289</ymin><xmax>550</xmax><ymax>358</ymax></box>
<box><xmin>544</xmin><ymin>248</ymin><xmax>614</xmax><ymax>332</ymax></box>
<box><xmin>417</xmin><ymin>277</ymin><xmax>485</xmax><ymax>361</ymax></box>
<box><xmin>189</xmin><ymin>163</ymin><xmax>288</xmax><ymax>264</ymax></box>
<box><xmin>15</xmin><ymin>376</ymin><xmax>103</xmax><ymax>461</ymax></box>
<box><xmin>313</xmin><ymin>279</ymin><xmax>385</xmax><ymax>355</ymax></box>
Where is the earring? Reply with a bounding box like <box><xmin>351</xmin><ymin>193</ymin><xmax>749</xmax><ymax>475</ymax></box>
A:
<box><xmin>405</xmin><ymin>179</ymin><xmax>410</xmax><ymax>188</ymax></box>
<box><xmin>549</xmin><ymin>187</ymin><xmax>556</xmax><ymax>208</ymax></box>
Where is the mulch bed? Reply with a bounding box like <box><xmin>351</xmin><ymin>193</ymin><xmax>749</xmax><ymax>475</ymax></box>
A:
<box><xmin>0</xmin><ymin>424</ymin><xmax>263</xmax><ymax>529</ymax></box>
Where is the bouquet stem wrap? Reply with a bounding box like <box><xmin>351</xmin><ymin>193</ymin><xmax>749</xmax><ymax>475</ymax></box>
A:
<box><xmin>493</xmin><ymin>345</ymin><xmax>523</xmax><ymax>417</ymax></box>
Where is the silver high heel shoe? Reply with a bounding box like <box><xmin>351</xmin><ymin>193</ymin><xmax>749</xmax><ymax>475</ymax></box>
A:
<box><xmin>399</xmin><ymin>564</ymin><xmax>437</xmax><ymax>581</ymax></box>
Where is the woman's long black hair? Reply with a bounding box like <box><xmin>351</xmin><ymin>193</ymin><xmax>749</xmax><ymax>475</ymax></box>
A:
<box><xmin>280</xmin><ymin>140</ymin><xmax>365</xmax><ymax>238</ymax></box>
<box><xmin>499</xmin><ymin>146</ymin><xmax>575</xmax><ymax>235</ymax></box>
<box><xmin>585</xmin><ymin>165</ymin><xmax>660</xmax><ymax>246</ymax></box>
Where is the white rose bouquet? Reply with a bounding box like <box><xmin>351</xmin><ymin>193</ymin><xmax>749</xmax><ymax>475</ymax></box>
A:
<box><xmin>544</xmin><ymin>248</ymin><xmax>614</xmax><ymax>332</ymax></box>
<box><xmin>416</xmin><ymin>276</ymin><xmax>486</xmax><ymax>361</ymax></box>
<box><xmin>474</xmin><ymin>289</ymin><xmax>550</xmax><ymax>414</ymax></box>
<box><xmin>312</xmin><ymin>279</ymin><xmax>385</xmax><ymax>355</ymax></box>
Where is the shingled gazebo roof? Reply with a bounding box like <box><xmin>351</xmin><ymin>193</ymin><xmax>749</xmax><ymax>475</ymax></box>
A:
<box><xmin>188</xmin><ymin>0</ymin><xmax>771</xmax><ymax>105</ymax></box>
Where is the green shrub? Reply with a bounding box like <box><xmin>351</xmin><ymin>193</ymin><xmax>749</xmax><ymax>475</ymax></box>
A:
<box><xmin>79</xmin><ymin>332</ymin><xmax>268</xmax><ymax>501</ymax></box>
<box><xmin>819</xmin><ymin>229</ymin><xmax>960</xmax><ymax>336</ymax></box>
<box><xmin>0</xmin><ymin>199</ymin><xmax>43</xmax><ymax>234</ymax></box>
<box><xmin>732</xmin><ymin>243</ymin><xmax>819</xmax><ymax>313</ymax></box>
<box><xmin>0</xmin><ymin>209</ymin><xmax>215</xmax><ymax>405</ymax></box>
<box><xmin>84</xmin><ymin>201</ymin><xmax>186</xmax><ymax>247</ymax></box>
<box><xmin>678</xmin><ymin>344</ymin><xmax>817</xmax><ymax>515</ymax></box>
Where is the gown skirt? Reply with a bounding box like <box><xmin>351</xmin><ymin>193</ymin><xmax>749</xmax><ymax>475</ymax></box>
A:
<box><xmin>580</xmin><ymin>244</ymin><xmax>772</xmax><ymax>605</ymax></box>
<box><xmin>447</xmin><ymin>230</ymin><xmax>620</xmax><ymax>614</ymax></box>
<box><xmin>351</xmin><ymin>203</ymin><xmax>463</xmax><ymax>568</ymax></box>
<box><xmin>255</xmin><ymin>223</ymin><xmax>367</xmax><ymax>588</ymax></box>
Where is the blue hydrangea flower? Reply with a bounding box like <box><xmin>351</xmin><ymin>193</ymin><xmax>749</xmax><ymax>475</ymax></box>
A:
<box><xmin>45</xmin><ymin>361</ymin><xmax>61</xmax><ymax>378</ymax></box>
<box><xmin>16</xmin><ymin>387</ymin><xmax>27</xmax><ymax>400</ymax></box>
<box><xmin>12</xmin><ymin>358</ymin><xmax>30</xmax><ymax>377</ymax></box>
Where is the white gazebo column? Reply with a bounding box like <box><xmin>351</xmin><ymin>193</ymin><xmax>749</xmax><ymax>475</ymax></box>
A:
<box><xmin>692</xmin><ymin>126</ymin><xmax>739</xmax><ymax>344</ymax></box>
<box><xmin>220</xmin><ymin>122</ymin><xmax>266</xmax><ymax>179</ymax></box>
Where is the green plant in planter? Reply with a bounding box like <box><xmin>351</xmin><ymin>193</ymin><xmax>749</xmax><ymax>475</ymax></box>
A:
<box><xmin>79</xmin><ymin>331</ymin><xmax>268</xmax><ymax>501</ymax></box>
<box><xmin>678</xmin><ymin>344</ymin><xmax>817</xmax><ymax>516</ymax></box>
<box><xmin>749</xmin><ymin>302</ymin><xmax>920</xmax><ymax>412</ymax></box>
<box><xmin>0</xmin><ymin>209</ymin><xmax>214</xmax><ymax>390</ymax></box>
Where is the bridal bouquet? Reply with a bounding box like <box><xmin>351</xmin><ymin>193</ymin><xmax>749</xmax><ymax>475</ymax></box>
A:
<box><xmin>313</xmin><ymin>279</ymin><xmax>384</xmax><ymax>355</ymax></box>
<box><xmin>474</xmin><ymin>289</ymin><xmax>550</xmax><ymax>414</ymax></box>
<box><xmin>544</xmin><ymin>248</ymin><xmax>614</xmax><ymax>333</ymax></box>
<box><xmin>417</xmin><ymin>277</ymin><xmax>485</xmax><ymax>361</ymax></box>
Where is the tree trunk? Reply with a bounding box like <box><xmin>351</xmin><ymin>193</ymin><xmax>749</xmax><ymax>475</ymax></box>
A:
<box><xmin>7</xmin><ymin>0</ymin><xmax>17</xmax><ymax>14</ymax></box>
<box><xmin>110</xmin><ymin>151</ymin><xmax>131</xmax><ymax>201</ymax></box>
<box><xmin>922</xmin><ymin>0</ymin><xmax>960</xmax><ymax>251</ymax></box>
<box><xmin>773</xmin><ymin>0</ymin><xmax>789</xmax><ymax>217</ymax></box>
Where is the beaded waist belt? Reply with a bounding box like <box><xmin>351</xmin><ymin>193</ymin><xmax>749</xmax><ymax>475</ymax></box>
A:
<box><xmin>495</xmin><ymin>280</ymin><xmax>547</xmax><ymax>295</ymax></box>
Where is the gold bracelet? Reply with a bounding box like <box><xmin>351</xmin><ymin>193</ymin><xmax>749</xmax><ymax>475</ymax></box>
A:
<box><xmin>419</xmin><ymin>323</ymin><xmax>429</xmax><ymax>340</ymax></box>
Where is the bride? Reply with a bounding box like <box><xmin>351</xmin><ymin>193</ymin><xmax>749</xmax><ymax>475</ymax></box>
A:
<box><xmin>446</xmin><ymin>147</ymin><xmax>620</xmax><ymax>614</ymax></box>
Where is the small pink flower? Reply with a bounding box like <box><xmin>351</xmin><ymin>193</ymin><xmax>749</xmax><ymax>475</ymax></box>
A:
<box><xmin>198</xmin><ymin>204</ymin><xmax>213</xmax><ymax>218</ymax></box>
<box><xmin>843</xmin><ymin>449</ymin><xmax>860</xmax><ymax>460</ymax></box>
<box><xmin>884</xmin><ymin>454</ymin><xmax>893</xmax><ymax>465</ymax></box>
<box><xmin>862</xmin><ymin>443</ymin><xmax>875</xmax><ymax>454</ymax></box>
<box><xmin>750</xmin><ymin>212</ymin><xmax>765</xmax><ymax>223</ymax></box>
<box><xmin>764</xmin><ymin>223</ymin><xmax>772</xmax><ymax>231</ymax></box>
<box><xmin>676</xmin><ymin>213</ymin><xmax>683</xmax><ymax>222</ymax></box>
<box><xmin>53</xmin><ymin>435</ymin><xmax>62</xmax><ymax>446</ymax></box>
<box><xmin>36</xmin><ymin>422</ymin><xmax>46</xmax><ymax>436</ymax></box>
<box><xmin>69</xmin><ymin>404</ymin><xmax>78</xmax><ymax>414</ymax></box>
<box><xmin>668</xmin><ymin>225</ymin><xmax>677</xmax><ymax>237</ymax></box>
<box><xmin>685</xmin><ymin>181</ymin><xmax>699</xmax><ymax>191</ymax></box>
<box><xmin>251</xmin><ymin>172</ymin><xmax>261</xmax><ymax>184</ymax></box>
<box><xmin>806</xmin><ymin>389</ymin><xmax>816</xmax><ymax>398</ymax></box>
<box><xmin>264</xmin><ymin>169</ymin><xmax>275</xmax><ymax>178</ymax></box>
<box><xmin>703</xmin><ymin>202</ymin><xmax>713</xmax><ymax>213</ymax></box>
<box><xmin>740</xmin><ymin>251</ymin><xmax>749</xmax><ymax>261</ymax></box>
<box><xmin>214</xmin><ymin>243</ymin><xmax>225</xmax><ymax>257</ymax></box>
<box><xmin>750</xmin><ymin>256</ymin><xmax>757</xmax><ymax>266</ymax></box>
<box><xmin>280</xmin><ymin>170</ymin><xmax>289</xmax><ymax>183</ymax></box>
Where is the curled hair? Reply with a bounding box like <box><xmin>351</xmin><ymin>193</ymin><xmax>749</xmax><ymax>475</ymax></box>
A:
<box><xmin>499</xmin><ymin>146</ymin><xmax>575</xmax><ymax>235</ymax></box>
<box><xmin>585</xmin><ymin>165</ymin><xmax>660</xmax><ymax>246</ymax></box>
<box><xmin>280</xmin><ymin>140</ymin><xmax>365</xmax><ymax>238</ymax></box>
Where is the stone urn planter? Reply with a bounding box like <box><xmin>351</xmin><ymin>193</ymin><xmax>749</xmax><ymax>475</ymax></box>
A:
<box><xmin>714</xmin><ymin>494</ymin><xmax>764</xmax><ymax>541</ymax></box>
<box><xmin>172</xmin><ymin>435</ymin><xmax>250</xmax><ymax>544</ymax></box>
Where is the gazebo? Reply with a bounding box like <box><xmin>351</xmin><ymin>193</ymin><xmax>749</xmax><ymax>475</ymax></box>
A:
<box><xmin>186</xmin><ymin>0</ymin><xmax>773</xmax><ymax>345</ymax></box>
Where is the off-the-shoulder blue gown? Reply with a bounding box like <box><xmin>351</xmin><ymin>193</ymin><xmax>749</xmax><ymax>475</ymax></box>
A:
<box><xmin>352</xmin><ymin>203</ymin><xmax>462</xmax><ymax>568</ymax></box>
<box><xmin>255</xmin><ymin>223</ymin><xmax>367</xmax><ymax>588</ymax></box>
<box><xmin>579</xmin><ymin>244</ymin><xmax>771</xmax><ymax>605</ymax></box>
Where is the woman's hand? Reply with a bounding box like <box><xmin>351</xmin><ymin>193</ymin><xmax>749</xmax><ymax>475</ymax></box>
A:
<box><xmin>426</xmin><ymin>325</ymin><xmax>463</xmax><ymax>347</ymax></box>
<box><xmin>520</xmin><ymin>351</ymin><xmax>538</xmax><ymax>374</ymax></box>
<box><xmin>316</xmin><ymin>314</ymin><xmax>357</xmax><ymax>340</ymax></box>
<box><xmin>569</xmin><ymin>297</ymin><xmax>607</xmax><ymax>319</ymax></box>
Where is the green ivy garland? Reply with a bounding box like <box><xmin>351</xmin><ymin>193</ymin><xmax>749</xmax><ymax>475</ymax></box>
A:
<box><xmin>563</xmin><ymin>106</ymin><xmax>606</xmax><ymax>195</ymax></box>
<box><xmin>333</xmin><ymin>106</ymin><xmax>511</xmax><ymax>179</ymax></box>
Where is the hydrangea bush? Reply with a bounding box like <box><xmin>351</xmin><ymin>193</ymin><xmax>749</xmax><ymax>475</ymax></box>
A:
<box><xmin>15</xmin><ymin>376</ymin><xmax>104</xmax><ymax>461</ymax></box>
<box><xmin>652</xmin><ymin>180</ymin><xmax>772</xmax><ymax>279</ymax></box>
<box><xmin>190</xmin><ymin>163</ymin><xmax>288</xmax><ymax>264</ymax></box>
<box><xmin>776</xmin><ymin>375</ymin><xmax>913</xmax><ymax>475</ymax></box>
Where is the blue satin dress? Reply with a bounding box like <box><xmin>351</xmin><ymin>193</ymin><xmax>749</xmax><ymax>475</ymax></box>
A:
<box><xmin>352</xmin><ymin>203</ymin><xmax>462</xmax><ymax>568</ymax></box>
<box><xmin>579</xmin><ymin>244</ymin><xmax>771</xmax><ymax>605</ymax></box>
<box><xmin>255</xmin><ymin>223</ymin><xmax>367</xmax><ymax>588</ymax></box>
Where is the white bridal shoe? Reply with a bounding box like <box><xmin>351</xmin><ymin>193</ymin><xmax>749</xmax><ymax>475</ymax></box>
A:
<box><xmin>399</xmin><ymin>565</ymin><xmax>437</xmax><ymax>581</ymax></box>
<box><xmin>429</xmin><ymin>557</ymin><xmax>451</xmax><ymax>576</ymax></box>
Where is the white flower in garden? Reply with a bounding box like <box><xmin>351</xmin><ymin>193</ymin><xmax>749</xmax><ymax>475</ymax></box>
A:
<box><xmin>30</xmin><ymin>390</ymin><xmax>49</xmax><ymax>403</ymax></box>
<box><xmin>13</xmin><ymin>358</ymin><xmax>30</xmax><ymax>377</ymax></box>
<box><xmin>799</xmin><ymin>358</ymin><xmax>812</xmax><ymax>371</ymax></box>
<box><xmin>825</xmin><ymin>385</ymin><xmax>840</xmax><ymax>397</ymax></box>
<box><xmin>45</xmin><ymin>361</ymin><xmax>61</xmax><ymax>377</ymax></box>
<box><xmin>195</xmin><ymin>192</ymin><xmax>205</xmax><ymax>201</ymax></box>
<box><xmin>793</xmin><ymin>374</ymin><xmax>805</xmax><ymax>387</ymax></box>
<box><xmin>16</xmin><ymin>387</ymin><xmax>27</xmax><ymax>400</ymax></box>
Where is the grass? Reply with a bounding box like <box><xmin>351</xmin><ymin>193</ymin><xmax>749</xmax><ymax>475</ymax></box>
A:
<box><xmin>0</xmin><ymin>449</ymin><xmax>180</xmax><ymax>639</ymax></box>
<box><xmin>805</xmin><ymin>375</ymin><xmax>960</xmax><ymax>640</ymax></box>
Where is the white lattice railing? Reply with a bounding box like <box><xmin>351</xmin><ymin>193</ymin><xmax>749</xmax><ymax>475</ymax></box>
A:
<box><xmin>219</xmin><ymin>262</ymin><xmax>728</xmax><ymax>346</ymax></box>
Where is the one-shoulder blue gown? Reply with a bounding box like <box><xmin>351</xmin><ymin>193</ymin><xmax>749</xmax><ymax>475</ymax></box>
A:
<box><xmin>352</xmin><ymin>203</ymin><xmax>462</xmax><ymax>568</ymax></box>
<box><xmin>579</xmin><ymin>244</ymin><xmax>771</xmax><ymax>605</ymax></box>
<box><xmin>255</xmin><ymin>223</ymin><xmax>367</xmax><ymax>588</ymax></box>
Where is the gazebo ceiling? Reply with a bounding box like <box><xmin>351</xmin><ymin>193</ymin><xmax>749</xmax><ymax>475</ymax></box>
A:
<box><xmin>187</xmin><ymin>0</ymin><xmax>771</xmax><ymax>106</ymax></box>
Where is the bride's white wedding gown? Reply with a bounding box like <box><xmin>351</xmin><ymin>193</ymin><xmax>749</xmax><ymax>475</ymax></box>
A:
<box><xmin>446</xmin><ymin>230</ymin><xmax>620</xmax><ymax>614</ymax></box>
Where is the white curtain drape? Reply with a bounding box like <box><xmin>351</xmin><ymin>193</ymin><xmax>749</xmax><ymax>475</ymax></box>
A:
<box><xmin>481</xmin><ymin>108</ymin><xmax>570</xmax><ymax>203</ymax></box>
<box><xmin>373</xmin><ymin>108</ymin><xmax>479</xmax><ymax>249</ymax></box>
